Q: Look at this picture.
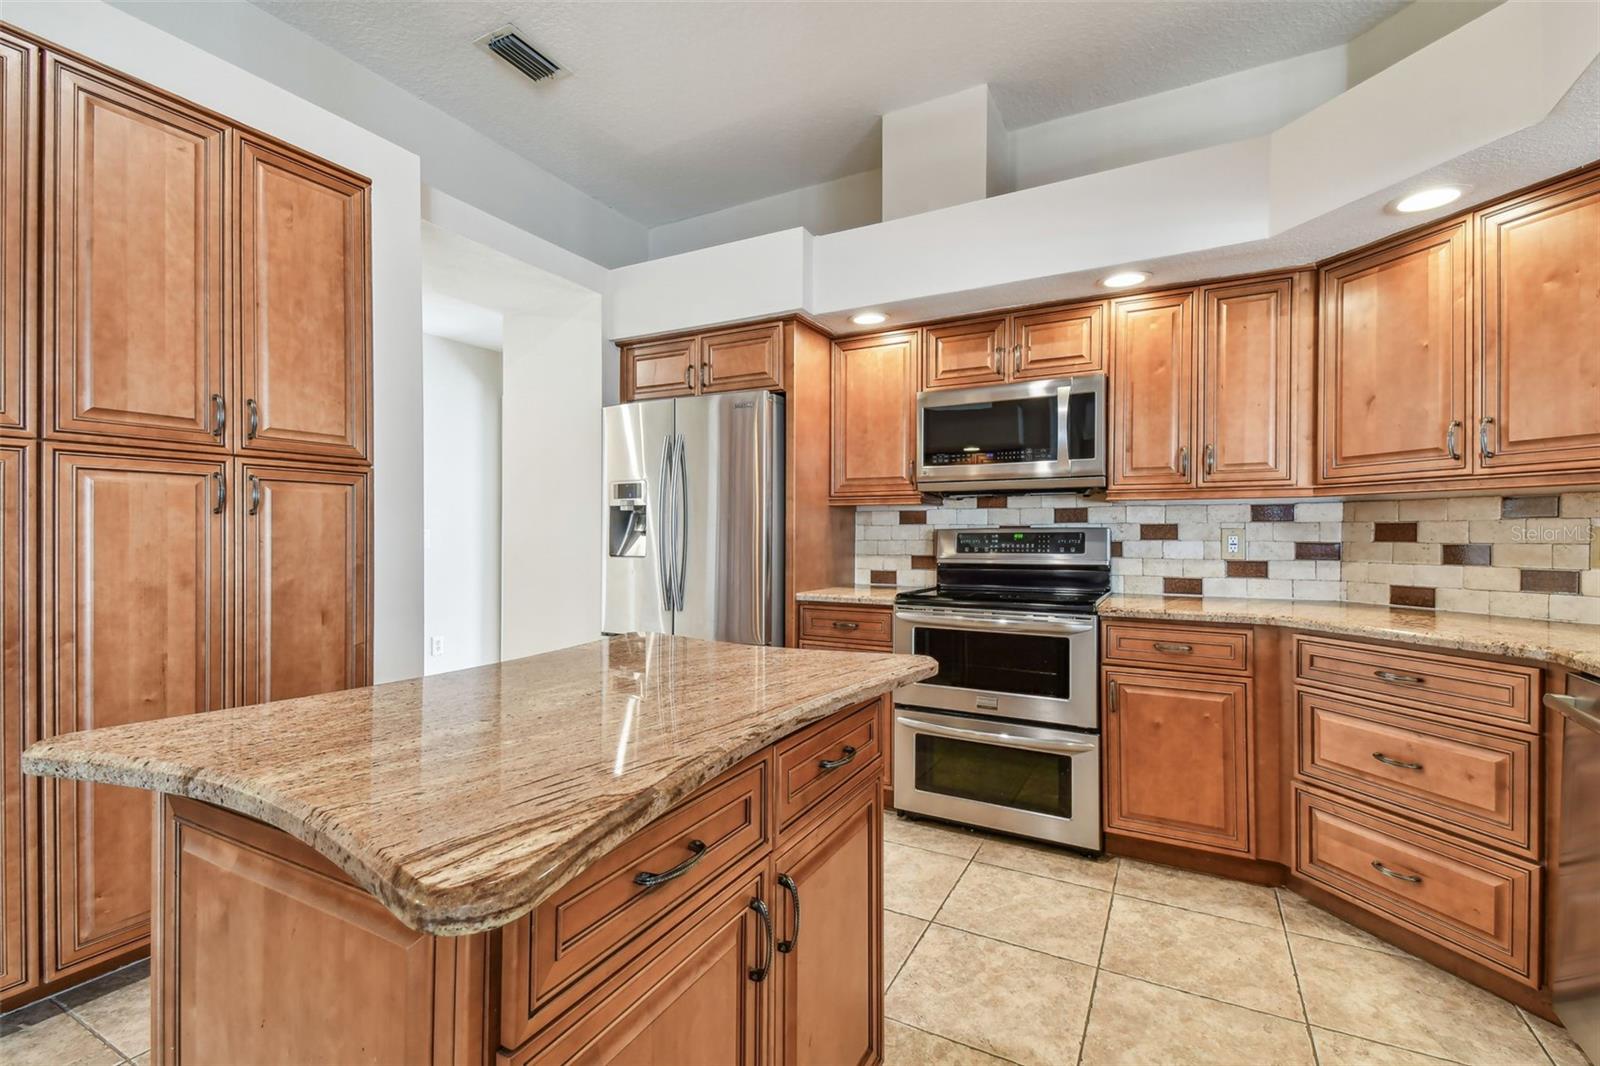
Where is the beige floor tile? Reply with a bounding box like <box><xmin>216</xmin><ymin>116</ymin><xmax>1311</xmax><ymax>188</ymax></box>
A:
<box><xmin>884</xmin><ymin>1020</ymin><xmax>1012</xmax><ymax>1066</ymax></box>
<box><xmin>55</xmin><ymin>961</ymin><xmax>151</xmax><ymax>1057</ymax></box>
<box><xmin>1080</xmin><ymin>970</ymin><xmax>1315</xmax><ymax>1065</ymax></box>
<box><xmin>1520</xmin><ymin>1008</ymin><xmax>1593</xmax><ymax>1066</ymax></box>
<box><xmin>128</xmin><ymin>1056</ymin><xmax>150</xmax><ymax>1066</ymax></box>
<box><xmin>1114</xmin><ymin>859</ymin><xmax>1282</xmax><ymax>928</ymax></box>
<box><xmin>934</xmin><ymin>862</ymin><xmax>1110</xmax><ymax>966</ymax></box>
<box><xmin>884</xmin><ymin>842</ymin><xmax>968</xmax><ymax>919</ymax></box>
<box><xmin>1277</xmin><ymin>890</ymin><xmax>1407</xmax><ymax>956</ymax></box>
<box><xmin>1291</xmin><ymin>934</ymin><xmax>1546</xmax><ymax>1065</ymax></box>
<box><xmin>884</xmin><ymin>910</ymin><xmax>929</xmax><ymax>991</ymax></box>
<box><xmin>884</xmin><ymin>815</ymin><xmax>985</xmax><ymax>859</ymax></box>
<box><xmin>1099</xmin><ymin>895</ymin><xmax>1303</xmax><ymax>1020</ymax></box>
<box><xmin>972</xmin><ymin>836</ymin><xmax>1118</xmax><ymax>892</ymax></box>
<box><xmin>0</xmin><ymin>1000</ymin><xmax>123</xmax><ymax>1066</ymax></box>
<box><xmin>1311</xmin><ymin>1027</ymin><xmax>1464</xmax><ymax>1065</ymax></box>
<box><xmin>886</xmin><ymin>924</ymin><xmax>1094</xmax><ymax>1066</ymax></box>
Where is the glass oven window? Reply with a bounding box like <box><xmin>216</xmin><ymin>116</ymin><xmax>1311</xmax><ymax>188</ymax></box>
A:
<box><xmin>911</xmin><ymin>627</ymin><xmax>1071</xmax><ymax>699</ymax></box>
<box><xmin>922</xmin><ymin>396</ymin><xmax>1058</xmax><ymax>466</ymax></box>
<box><xmin>913</xmin><ymin>734</ymin><xmax>1074</xmax><ymax>818</ymax></box>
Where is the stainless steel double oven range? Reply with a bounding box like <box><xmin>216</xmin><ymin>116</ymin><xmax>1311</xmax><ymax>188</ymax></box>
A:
<box><xmin>893</xmin><ymin>527</ymin><xmax>1109</xmax><ymax>853</ymax></box>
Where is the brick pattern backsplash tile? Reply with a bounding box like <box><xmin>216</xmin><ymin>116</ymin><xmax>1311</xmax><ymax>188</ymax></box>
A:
<box><xmin>854</xmin><ymin>490</ymin><xmax>1600</xmax><ymax>622</ymax></box>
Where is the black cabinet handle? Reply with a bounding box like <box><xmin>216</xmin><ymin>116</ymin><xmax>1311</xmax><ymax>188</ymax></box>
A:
<box><xmin>1371</xmin><ymin>860</ymin><xmax>1422</xmax><ymax>884</ymax></box>
<box><xmin>212</xmin><ymin>471</ymin><xmax>226</xmax><ymax>515</ymax></box>
<box><xmin>247</xmin><ymin>474</ymin><xmax>262</xmax><ymax>516</ymax></box>
<box><xmin>633</xmin><ymin>839</ymin><xmax>707</xmax><ymax>888</ymax></box>
<box><xmin>777</xmin><ymin>874</ymin><xmax>800</xmax><ymax>953</ymax></box>
<box><xmin>1372</xmin><ymin>752</ymin><xmax>1423</xmax><ymax>771</ymax></box>
<box><xmin>818</xmin><ymin>745</ymin><xmax>857</xmax><ymax>772</ymax></box>
<box><xmin>748</xmin><ymin>897</ymin><xmax>773</xmax><ymax>982</ymax></box>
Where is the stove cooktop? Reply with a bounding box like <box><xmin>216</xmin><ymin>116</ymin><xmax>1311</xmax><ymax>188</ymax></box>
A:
<box><xmin>893</xmin><ymin>584</ymin><xmax>1106</xmax><ymax>616</ymax></box>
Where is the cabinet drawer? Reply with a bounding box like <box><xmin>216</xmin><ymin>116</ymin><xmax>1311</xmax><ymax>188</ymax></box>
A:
<box><xmin>797</xmin><ymin>604</ymin><xmax>893</xmax><ymax>650</ymax></box>
<box><xmin>1102</xmin><ymin>621</ymin><xmax>1251</xmax><ymax>674</ymax></box>
<box><xmin>776</xmin><ymin>698</ymin><xmax>883</xmax><ymax>832</ymax></box>
<box><xmin>1294</xmin><ymin>787</ymin><xmax>1538</xmax><ymax>983</ymax></box>
<box><xmin>503</xmin><ymin>756</ymin><xmax>770</xmax><ymax>1042</ymax></box>
<box><xmin>1293</xmin><ymin>636</ymin><xmax>1539</xmax><ymax>732</ymax></box>
<box><xmin>1296</xmin><ymin>690</ymin><xmax>1537</xmax><ymax>857</ymax></box>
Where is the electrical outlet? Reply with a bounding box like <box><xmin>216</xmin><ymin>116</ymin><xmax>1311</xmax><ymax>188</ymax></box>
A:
<box><xmin>430</xmin><ymin>636</ymin><xmax>445</xmax><ymax>656</ymax></box>
<box><xmin>1221</xmin><ymin>527</ymin><xmax>1245</xmax><ymax>560</ymax></box>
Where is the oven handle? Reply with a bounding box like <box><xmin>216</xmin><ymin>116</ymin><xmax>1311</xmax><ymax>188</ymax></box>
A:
<box><xmin>896</xmin><ymin>716</ymin><xmax>1097</xmax><ymax>756</ymax></box>
<box><xmin>894</xmin><ymin>609</ymin><xmax>1095</xmax><ymax>638</ymax></box>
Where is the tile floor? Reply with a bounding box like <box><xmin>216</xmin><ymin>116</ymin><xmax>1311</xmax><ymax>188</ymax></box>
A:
<box><xmin>1</xmin><ymin>824</ymin><xmax>1591</xmax><ymax>1066</ymax></box>
<box><xmin>880</xmin><ymin>814</ymin><xmax>1595</xmax><ymax>1066</ymax></box>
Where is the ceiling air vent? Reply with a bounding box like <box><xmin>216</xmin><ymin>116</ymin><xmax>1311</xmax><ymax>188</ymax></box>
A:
<box><xmin>478</xmin><ymin>25</ymin><xmax>566</xmax><ymax>84</ymax></box>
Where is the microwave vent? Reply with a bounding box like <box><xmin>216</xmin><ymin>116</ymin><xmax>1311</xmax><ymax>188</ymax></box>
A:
<box><xmin>479</xmin><ymin>26</ymin><xmax>565</xmax><ymax>84</ymax></box>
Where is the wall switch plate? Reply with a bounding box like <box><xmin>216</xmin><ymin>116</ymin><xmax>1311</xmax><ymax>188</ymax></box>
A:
<box><xmin>1221</xmin><ymin>527</ymin><xmax>1245</xmax><ymax>559</ymax></box>
<box><xmin>430</xmin><ymin>636</ymin><xmax>445</xmax><ymax>656</ymax></box>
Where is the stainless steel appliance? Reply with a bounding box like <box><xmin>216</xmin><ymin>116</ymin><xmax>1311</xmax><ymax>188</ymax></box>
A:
<box><xmin>1548</xmin><ymin>674</ymin><xmax>1600</xmax><ymax>1063</ymax></box>
<box><xmin>893</xmin><ymin>527</ymin><xmax>1109</xmax><ymax>851</ymax></box>
<box><xmin>602</xmin><ymin>390</ymin><xmax>784</xmax><ymax>645</ymax></box>
<box><xmin>916</xmin><ymin>373</ymin><xmax>1106</xmax><ymax>494</ymax></box>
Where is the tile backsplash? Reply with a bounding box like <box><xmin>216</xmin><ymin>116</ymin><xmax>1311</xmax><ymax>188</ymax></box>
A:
<box><xmin>853</xmin><ymin>491</ymin><xmax>1600</xmax><ymax>623</ymax></box>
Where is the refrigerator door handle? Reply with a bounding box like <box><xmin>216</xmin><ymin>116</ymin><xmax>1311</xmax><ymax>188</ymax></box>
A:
<box><xmin>675</xmin><ymin>432</ymin><xmax>689</xmax><ymax>611</ymax></box>
<box><xmin>657</xmin><ymin>435</ymin><xmax>675</xmax><ymax>615</ymax></box>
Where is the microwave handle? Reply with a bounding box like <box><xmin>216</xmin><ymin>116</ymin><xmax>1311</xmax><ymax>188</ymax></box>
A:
<box><xmin>894</xmin><ymin>608</ymin><xmax>1095</xmax><ymax>638</ymax></box>
<box><xmin>896</xmin><ymin>716</ymin><xmax>1097</xmax><ymax>756</ymax></box>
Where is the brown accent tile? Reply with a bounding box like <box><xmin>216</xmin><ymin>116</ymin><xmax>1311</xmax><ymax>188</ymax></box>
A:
<box><xmin>899</xmin><ymin>510</ymin><xmax>927</xmax><ymax>525</ymax></box>
<box><xmin>869</xmin><ymin>570</ymin><xmax>898</xmax><ymax>586</ymax></box>
<box><xmin>1501</xmin><ymin>495</ymin><xmax>1559</xmax><ymax>519</ymax></box>
<box><xmin>1521</xmin><ymin>569</ymin><xmax>1580</xmax><ymax>594</ymax></box>
<box><xmin>977</xmin><ymin>495</ymin><xmax>1010</xmax><ymax>509</ymax></box>
<box><xmin>1225</xmin><ymin>560</ymin><xmax>1269</xmax><ymax>578</ymax></box>
<box><xmin>910</xmin><ymin>555</ymin><xmax>936</xmax><ymax>571</ymax></box>
<box><xmin>1140</xmin><ymin>523</ymin><xmax>1179</xmax><ymax>540</ymax></box>
<box><xmin>1373</xmin><ymin>522</ymin><xmax>1419</xmax><ymax>543</ymax></box>
<box><xmin>1109</xmin><ymin>541</ymin><xmax>1123</xmax><ymax>558</ymax></box>
<box><xmin>1294</xmin><ymin>542</ymin><xmax>1341</xmax><ymax>561</ymax></box>
<box><xmin>1441</xmin><ymin>543</ymin><xmax>1493</xmax><ymax>566</ymax></box>
<box><xmin>1162</xmin><ymin>577</ymin><xmax>1203</xmax><ymax>596</ymax></box>
<box><xmin>1250</xmin><ymin>505</ymin><xmax>1296</xmax><ymax>522</ymax></box>
<box><xmin>1389</xmin><ymin>586</ymin><xmax>1436</xmax><ymax>609</ymax></box>
<box><xmin>1055</xmin><ymin>507</ymin><xmax>1088</xmax><ymax>523</ymax></box>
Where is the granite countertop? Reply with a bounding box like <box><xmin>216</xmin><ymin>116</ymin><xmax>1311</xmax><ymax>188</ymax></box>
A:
<box><xmin>1099</xmin><ymin>595</ymin><xmax>1600</xmax><ymax>675</ymax></box>
<box><xmin>22</xmin><ymin>635</ymin><xmax>936</xmax><ymax>936</ymax></box>
<box><xmin>795</xmin><ymin>585</ymin><xmax>903</xmax><ymax>606</ymax></box>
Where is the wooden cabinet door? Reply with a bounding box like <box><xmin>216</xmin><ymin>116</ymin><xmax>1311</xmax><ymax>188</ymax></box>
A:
<box><xmin>830</xmin><ymin>331</ymin><xmax>919</xmax><ymax>503</ymax></box>
<box><xmin>41</xmin><ymin>447</ymin><xmax>228</xmax><ymax>977</ymax></box>
<box><xmin>239</xmin><ymin>462</ymin><xmax>369</xmax><ymax>705</ymax></box>
<box><xmin>702</xmin><ymin>322</ymin><xmax>783</xmax><ymax>394</ymax></box>
<box><xmin>1475</xmin><ymin>170</ymin><xmax>1600</xmax><ymax>474</ymax></box>
<box><xmin>0</xmin><ymin>31</ymin><xmax>36</xmax><ymax>438</ymax></box>
<box><xmin>1104</xmin><ymin>669</ymin><xmax>1252</xmax><ymax>855</ymax></box>
<box><xmin>774</xmin><ymin>779</ymin><xmax>881</xmax><ymax>1066</ymax></box>
<box><xmin>44</xmin><ymin>55</ymin><xmax>227</xmax><ymax>450</ymax></box>
<box><xmin>1011</xmin><ymin>300</ymin><xmax>1105</xmax><ymax>380</ymax></box>
<box><xmin>0</xmin><ymin>443</ymin><xmax>36</xmax><ymax>1001</ymax></box>
<box><xmin>1198</xmin><ymin>276</ymin><xmax>1301</xmax><ymax>488</ymax></box>
<box><xmin>1109</xmin><ymin>291</ymin><xmax>1195</xmax><ymax>491</ymax></box>
<box><xmin>921</xmin><ymin>316</ymin><xmax>1007</xmax><ymax>391</ymax></box>
<box><xmin>237</xmin><ymin>136</ymin><xmax>370</xmax><ymax>461</ymax></box>
<box><xmin>1319</xmin><ymin>221</ymin><xmax>1470</xmax><ymax>483</ymax></box>
<box><xmin>622</xmin><ymin>337</ymin><xmax>698</xmax><ymax>401</ymax></box>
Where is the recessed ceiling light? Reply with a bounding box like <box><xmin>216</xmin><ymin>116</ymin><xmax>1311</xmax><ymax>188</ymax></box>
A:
<box><xmin>1393</xmin><ymin>186</ymin><xmax>1464</xmax><ymax>213</ymax></box>
<box><xmin>1100</xmin><ymin>271</ymin><xmax>1148</xmax><ymax>290</ymax></box>
<box><xmin>851</xmin><ymin>311</ymin><xmax>887</xmax><ymax>326</ymax></box>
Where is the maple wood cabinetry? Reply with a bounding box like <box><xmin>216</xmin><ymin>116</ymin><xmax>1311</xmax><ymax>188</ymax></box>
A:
<box><xmin>1109</xmin><ymin>290</ymin><xmax>1195</xmax><ymax>492</ymax></box>
<box><xmin>620</xmin><ymin>321</ymin><xmax>783</xmax><ymax>401</ymax></box>
<box><xmin>1</xmin><ymin>33</ymin><xmax>35</xmax><ymax>438</ymax></box>
<box><xmin>0</xmin><ymin>443</ymin><xmax>34</xmax><ymax>999</ymax></box>
<box><xmin>921</xmin><ymin>300</ymin><xmax>1105</xmax><ymax>390</ymax></box>
<box><xmin>830</xmin><ymin>330</ymin><xmax>920</xmax><ymax>504</ymax></box>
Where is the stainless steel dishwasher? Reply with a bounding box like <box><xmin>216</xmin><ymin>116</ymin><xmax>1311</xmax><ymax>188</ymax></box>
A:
<box><xmin>1548</xmin><ymin>673</ymin><xmax>1600</xmax><ymax>1063</ymax></box>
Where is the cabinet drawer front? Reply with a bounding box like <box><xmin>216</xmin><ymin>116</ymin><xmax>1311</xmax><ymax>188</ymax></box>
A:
<box><xmin>797</xmin><ymin>604</ymin><xmax>892</xmax><ymax>650</ymax></box>
<box><xmin>1102</xmin><ymin>621</ymin><xmax>1250</xmax><ymax>673</ymax></box>
<box><xmin>1294</xmin><ymin>636</ymin><xmax>1538</xmax><ymax>732</ymax></box>
<box><xmin>1294</xmin><ymin>787</ymin><xmax>1538</xmax><ymax>983</ymax></box>
<box><xmin>523</xmin><ymin>758</ymin><xmax>770</xmax><ymax>1017</ymax></box>
<box><xmin>776</xmin><ymin>699</ymin><xmax>882</xmax><ymax>831</ymax></box>
<box><xmin>1296</xmin><ymin>691</ymin><xmax>1537</xmax><ymax>856</ymax></box>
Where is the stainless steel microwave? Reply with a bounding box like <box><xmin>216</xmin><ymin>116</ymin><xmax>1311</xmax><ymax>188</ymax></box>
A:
<box><xmin>915</xmin><ymin>373</ymin><xmax>1106</xmax><ymax>494</ymax></box>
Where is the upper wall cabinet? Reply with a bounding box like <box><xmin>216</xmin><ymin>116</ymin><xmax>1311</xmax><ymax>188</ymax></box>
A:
<box><xmin>619</xmin><ymin>322</ymin><xmax>783</xmax><ymax>402</ymax></box>
<box><xmin>921</xmin><ymin>300</ymin><xmax>1105</xmax><ymax>391</ymax></box>
<box><xmin>1475</xmin><ymin>169</ymin><xmax>1600</xmax><ymax>475</ymax></box>
<box><xmin>921</xmin><ymin>316</ymin><xmax>1008</xmax><ymax>390</ymax></box>
<box><xmin>0</xmin><ymin>31</ymin><xmax>36</xmax><ymax>438</ymax></box>
<box><xmin>830</xmin><ymin>330</ymin><xmax>920</xmax><ymax>504</ymax></box>
<box><xmin>44</xmin><ymin>55</ymin><xmax>228</xmax><ymax>451</ymax></box>
<box><xmin>237</xmin><ymin>137</ymin><xmax>371</xmax><ymax>462</ymax></box>
<box><xmin>1109</xmin><ymin>290</ymin><xmax>1194</xmax><ymax>491</ymax></box>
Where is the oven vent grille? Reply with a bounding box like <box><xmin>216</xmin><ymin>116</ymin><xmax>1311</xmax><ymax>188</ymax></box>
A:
<box><xmin>481</xmin><ymin>26</ymin><xmax>564</xmax><ymax>83</ymax></box>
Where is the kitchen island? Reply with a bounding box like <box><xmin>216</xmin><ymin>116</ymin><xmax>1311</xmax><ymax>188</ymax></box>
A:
<box><xmin>22</xmin><ymin>634</ymin><xmax>935</xmax><ymax>1066</ymax></box>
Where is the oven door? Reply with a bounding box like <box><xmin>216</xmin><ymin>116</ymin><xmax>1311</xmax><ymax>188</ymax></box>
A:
<box><xmin>893</xmin><ymin>708</ymin><xmax>1101</xmax><ymax>852</ymax></box>
<box><xmin>916</xmin><ymin>373</ymin><xmax>1105</xmax><ymax>493</ymax></box>
<box><xmin>894</xmin><ymin>607</ymin><xmax>1098</xmax><ymax>729</ymax></box>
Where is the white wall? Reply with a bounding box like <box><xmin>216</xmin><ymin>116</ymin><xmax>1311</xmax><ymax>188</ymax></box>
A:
<box><xmin>423</xmin><ymin>335</ymin><xmax>503</xmax><ymax>674</ymax></box>
<box><xmin>647</xmin><ymin>170</ymin><xmax>881</xmax><ymax>260</ymax></box>
<box><xmin>606</xmin><ymin>228</ymin><xmax>812</xmax><ymax>341</ymax></box>
<box><xmin>881</xmin><ymin>85</ymin><xmax>998</xmax><ymax>221</ymax></box>
<box><xmin>11</xmin><ymin>0</ymin><xmax>427</xmax><ymax>682</ymax></box>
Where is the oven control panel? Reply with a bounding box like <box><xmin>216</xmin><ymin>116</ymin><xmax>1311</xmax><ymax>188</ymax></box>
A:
<box><xmin>955</xmin><ymin>530</ymin><xmax>1087</xmax><ymax>555</ymax></box>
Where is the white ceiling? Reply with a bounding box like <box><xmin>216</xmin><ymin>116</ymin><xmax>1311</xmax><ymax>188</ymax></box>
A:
<box><xmin>251</xmin><ymin>0</ymin><xmax>1406</xmax><ymax>226</ymax></box>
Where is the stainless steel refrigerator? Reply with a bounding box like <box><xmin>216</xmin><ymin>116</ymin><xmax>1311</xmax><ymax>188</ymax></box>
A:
<box><xmin>602</xmin><ymin>390</ymin><xmax>784</xmax><ymax>645</ymax></box>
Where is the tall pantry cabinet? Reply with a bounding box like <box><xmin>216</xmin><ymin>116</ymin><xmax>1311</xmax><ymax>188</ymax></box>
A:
<box><xmin>0</xmin><ymin>23</ymin><xmax>374</xmax><ymax>1006</ymax></box>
